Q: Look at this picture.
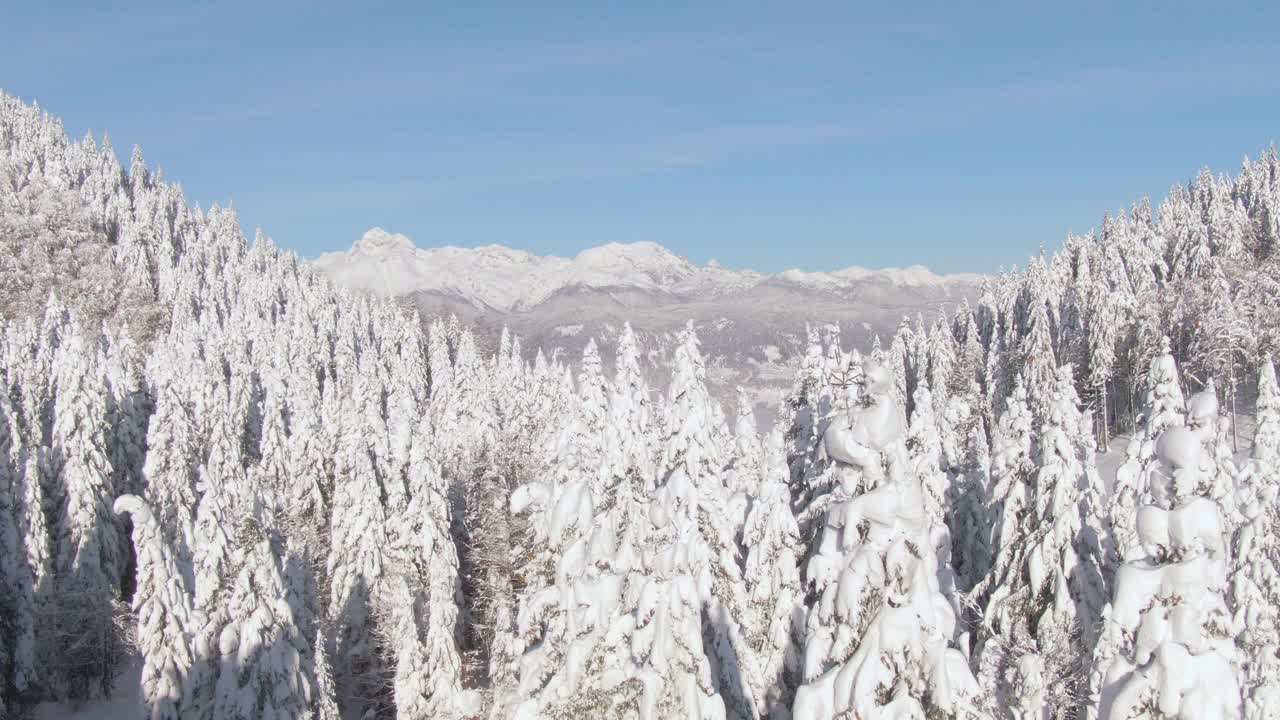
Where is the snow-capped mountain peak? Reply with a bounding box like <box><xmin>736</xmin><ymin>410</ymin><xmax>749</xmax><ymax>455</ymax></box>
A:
<box><xmin>314</xmin><ymin>229</ymin><xmax>981</xmax><ymax>313</ymax></box>
<box><xmin>353</xmin><ymin>226</ymin><xmax>416</xmax><ymax>253</ymax></box>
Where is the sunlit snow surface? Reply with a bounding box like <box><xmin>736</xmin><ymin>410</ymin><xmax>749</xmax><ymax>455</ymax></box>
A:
<box><xmin>313</xmin><ymin>228</ymin><xmax>982</xmax><ymax>312</ymax></box>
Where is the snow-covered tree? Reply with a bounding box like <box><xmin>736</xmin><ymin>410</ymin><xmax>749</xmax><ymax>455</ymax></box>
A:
<box><xmin>1112</xmin><ymin>337</ymin><xmax>1186</xmax><ymax>560</ymax></box>
<box><xmin>742</xmin><ymin>432</ymin><xmax>804</xmax><ymax>718</ymax></box>
<box><xmin>795</xmin><ymin>361</ymin><xmax>978</xmax><ymax>719</ymax></box>
<box><xmin>383</xmin><ymin>415</ymin><xmax>463</xmax><ymax>719</ymax></box>
<box><xmin>1228</xmin><ymin>356</ymin><xmax>1280</xmax><ymax>719</ymax></box>
<box><xmin>576</xmin><ymin>338</ymin><xmax>611</xmax><ymax>498</ymax></box>
<box><xmin>1185</xmin><ymin>381</ymin><xmax>1243</xmax><ymax>536</ymax></box>
<box><xmin>45</xmin><ymin>328</ymin><xmax>126</xmax><ymax>698</ymax></box>
<box><xmin>601</xmin><ymin>322</ymin><xmax>657</xmax><ymax>569</ymax></box>
<box><xmin>1250</xmin><ymin>354</ymin><xmax>1280</xmax><ymax>466</ymax></box>
<box><xmin>508</xmin><ymin>420</ymin><xmax>599</xmax><ymax>710</ymax></box>
<box><xmin>981</xmin><ymin>373</ymin><xmax>1035</xmax><ymax>603</ymax></box>
<box><xmin>460</xmin><ymin>463</ymin><xmax>518</xmax><ymax>710</ymax></box>
<box><xmin>974</xmin><ymin>364</ymin><xmax>1108</xmax><ymax>719</ymax></box>
<box><xmin>627</xmin><ymin>532</ymin><xmax>728</xmax><ymax>720</ymax></box>
<box><xmin>653</xmin><ymin>321</ymin><xmax>761</xmax><ymax>719</ymax></box>
<box><xmin>213</xmin><ymin>513</ymin><xmax>323</xmax><ymax>720</ymax></box>
<box><xmin>783</xmin><ymin>324</ymin><xmax>826</xmax><ymax>511</ymax></box>
<box><xmin>1093</xmin><ymin>425</ymin><xmax>1242</xmax><ymax>719</ymax></box>
<box><xmin>0</xmin><ymin>392</ymin><xmax>37</xmax><ymax>708</ymax></box>
<box><xmin>141</xmin><ymin>341</ymin><xmax>202</xmax><ymax>579</ymax></box>
<box><xmin>114</xmin><ymin>494</ymin><xmax>195</xmax><ymax>720</ymax></box>
<box><xmin>325</xmin><ymin>373</ymin><xmax>393</xmax><ymax>718</ymax></box>
<box><xmin>951</xmin><ymin>415</ymin><xmax>994</xmax><ymax>596</ymax></box>
<box><xmin>729</xmin><ymin>387</ymin><xmax>764</xmax><ymax>501</ymax></box>
<box><xmin>906</xmin><ymin>383</ymin><xmax>965</xmax><ymax>633</ymax></box>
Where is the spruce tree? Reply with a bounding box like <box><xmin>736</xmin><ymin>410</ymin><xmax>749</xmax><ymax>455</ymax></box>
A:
<box><xmin>114</xmin><ymin>494</ymin><xmax>195</xmax><ymax>720</ymax></box>
<box><xmin>385</xmin><ymin>414</ymin><xmax>463</xmax><ymax>718</ymax></box>
<box><xmin>795</xmin><ymin>361</ymin><xmax>978</xmax><ymax>718</ymax></box>
<box><xmin>325</xmin><ymin>379</ymin><xmax>392</xmax><ymax>719</ymax></box>
<box><xmin>1228</xmin><ymin>356</ymin><xmax>1280</xmax><ymax>719</ymax></box>
<box><xmin>974</xmin><ymin>365</ymin><xmax>1107</xmax><ymax>719</ymax></box>
<box><xmin>0</xmin><ymin>392</ymin><xmax>37</xmax><ymax>706</ymax></box>
<box><xmin>213</xmin><ymin>512</ymin><xmax>322</xmax><ymax>720</ymax></box>
<box><xmin>1093</xmin><ymin>426</ymin><xmax>1241</xmax><ymax>719</ymax></box>
<box><xmin>46</xmin><ymin>328</ymin><xmax>126</xmax><ymax>699</ymax></box>
<box><xmin>653</xmin><ymin>321</ymin><xmax>761</xmax><ymax>719</ymax></box>
<box><xmin>1112</xmin><ymin>337</ymin><xmax>1186</xmax><ymax>560</ymax></box>
<box><xmin>742</xmin><ymin>432</ymin><xmax>804</xmax><ymax>718</ymax></box>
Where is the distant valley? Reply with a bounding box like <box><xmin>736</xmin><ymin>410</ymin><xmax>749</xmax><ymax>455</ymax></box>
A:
<box><xmin>314</xmin><ymin>228</ymin><xmax>984</xmax><ymax>423</ymax></box>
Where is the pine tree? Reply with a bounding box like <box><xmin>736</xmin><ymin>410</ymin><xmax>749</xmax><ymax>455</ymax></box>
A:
<box><xmin>974</xmin><ymin>365</ymin><xmax>1107</xmax><ymax>719</ymax></box>
<box><xmin>795</xmin><ymin>361</ymin><xmax>978</xmax><ymax>718</ymax></box>
<box><xmin>557</xmin><ymin>339</ymin><xmax>608</xmax><ymax>502</ymax></box>
<box><xmin>906</xmin><ymin>383</ymin><xmax>964</xmax><ymax>630</ymax></box>
<box><xmin>630</xmin><ymin>533</ymin><xmax>728</xmax><ymax>720</ymax></box>
<box><xmin>729</xmin><ymin>387</ymin><xmax>764</xmax><ymax>501</ymax></box>
<box><xmin>1251</xmin><ymin>354</ymin><xmax>1280</xmax><ymax>467</ymax></box>
<box><xmin>1112</xmin><ymin>337</ymin><xmax>1186</xmax><ymax>560</ymax></box>
<box><xmin>742</xmin><ymin>432</ymin><xmax>804</xmax><ymax>718</ymax></box>
<box><xmin>602</xmin><ymin>322</ymin><xmax>656</xmax><ymax>568</ymax></box>
<box><xmin>509</xmin><ymin>420</ymin><xmax>598</xmax><ymax>710</ymax></box>
<box><xmin>46</xmin><ymin>328</ymin><xmax>126</xmax><ymax>698</ymax></box>
<box><xmin>460</xmin><ymin>464</ymin><xmax>517</xmax><ymax>711</ymax></box>
<box><xmin>188</xmin><ymin>464</ymin><xmax>238</xmax><ymax>720</ymax></box>
<box><xmin>1093</xmin><ymin>426</ymin><xmax>1241</xmax><ymax>719</ymax></box>
<box><xmin>981</xmin><ymin>373</ymin><xmax>1035</xmax><ymax>607</ymax></box>
<box><xmin>282</xmin><ymin>353</ymin><xmax>330</xmax><ymax>552</ymax></box>
<box><xmin>253</xmin><ymin>363</ymin><xmax>291</xmax><ymax>511</ymax></box>
<box><xmin>114</xmin><ymin>494</ymin><xmax>195</xmax><ymax>720</ymax></box>
<box><xmin>783</xmin><ymin>324</ymin><xmax>826</xmax><ymax>510</ymax></box>
<box><xmin>141</xmin><ymin>343</ymin><xmax>201</xmax><ymax>580</ymax></box>
<box><xmin>384</xmin><ymin>414</ymin><xmax>463</xmax><ymax>719</ymax></box>
<box><xmin>951</xmin><ymin>414</ymin><xmax>994</xmax><ymax>596</ymax></box>
<box><xmin>212</xmin><ymin>512</ymin><xmax>321</xmax><ymax>720</ymax></box>
<box><xmin>926</xmin><ymin>318</ymin><xmax>962</xmax><ymax>469</ymax></box>
<box><xmin>1228</xmin><ymin>356</ymin><xmax>1280</xmax><ymax>719</ymax></box>
<box><xmin>0</xmin><ymin>392</ymin><xmax>38</xmax><ymax>706</ymax></box>
<box><xmin>325</xmin><ymin>379</ymin><xmax>392</xmax><ymax>718</ymax></box>
<box><xmin>1185</xmin><ymin>380</ymin><xmax>1243</xmax><ymax>536</ymax></box>
<box><xmin>653</xmin><ymin>321</ymin><xmax>761</xmax><ymax>719</ymax></box>
<box><xmin>102</xmin><ymin>330</ymin><xmax>150</xmax><ymax>500</ymax></box>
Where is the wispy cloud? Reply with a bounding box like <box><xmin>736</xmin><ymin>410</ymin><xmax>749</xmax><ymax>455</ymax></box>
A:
<box><xmin>184</xmin><ymin>29</ymin><xmax>756</xmax><ymax>130</ymax></box>
<box><xmin>225</xmin><ymin>42</ymin><xmax>1280</xmax><ymax>205</ymax></box>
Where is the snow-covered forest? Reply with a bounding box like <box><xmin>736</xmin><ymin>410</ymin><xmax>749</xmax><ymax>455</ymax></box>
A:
<box><xmin>2</xmin><ymin>90</ymin><xmax>1279</xmax><ymax>719</ymax></box>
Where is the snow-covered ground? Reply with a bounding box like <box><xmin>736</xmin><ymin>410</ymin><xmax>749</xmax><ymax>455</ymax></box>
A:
<box><xmin>33</xmin><ymin>663</ymin><xmax>141</xmax><ymax>720</ymax></box>
<box><xmin>1097</xmin><ymin>411</ymin><xmax>1256</xmax><ymax>497</ymax></box>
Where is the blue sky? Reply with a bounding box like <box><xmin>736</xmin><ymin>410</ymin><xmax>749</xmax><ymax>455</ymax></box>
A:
<box><xmin>4</xmin><ymin>2</ymin><xmax>1280</xmax><ymax>273</ymax></box>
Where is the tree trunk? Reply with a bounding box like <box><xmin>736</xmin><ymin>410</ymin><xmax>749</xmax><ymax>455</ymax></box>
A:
<box><xmin>1229</xmin><ymin>360</ymin><xmax>1238</xmax><ymax>454</ymax></box>
<box><xmin>1099</xmin><ymin>380</ymin><xmax>1110</xmax><ymax>451</ymax></box>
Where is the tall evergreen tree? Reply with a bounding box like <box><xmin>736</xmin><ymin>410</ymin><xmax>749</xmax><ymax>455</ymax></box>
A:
<box><xmin>742</xmin><ymin>432</ymin><xmax>804</xmax><ymax>719</ymax></box>
<box><xmin>974</xmin><ymin>365</ymin><xmax>1108</xmax><ymax>719</ymax></box>
<box><xmin>795</xmin><ymin>362</ymin><xmax>978</xmax><ymax>718</ymax></box>
<box><xmin>46</xmin><ymin>328</ymin><xmax>126</xmax><ymax>698</ymax></box>
<box><xmin>114</xmin><ymin>495</ymin><xmax>195</xmax><ymax>720</ymax></box>
<box><xmin>1093</xmin><ymin>426</ymin><xmax>1241</xmax><ymax>719</ymax></box>
<box><xmin>653</xmin><ymin>321</ymin><xmax>761</xmax><ymax>719</ymax></box>
<box><xmin>1112</xmin><ymin>337</ymin><xmax>1186</xmax><ymax>560</ymax></box>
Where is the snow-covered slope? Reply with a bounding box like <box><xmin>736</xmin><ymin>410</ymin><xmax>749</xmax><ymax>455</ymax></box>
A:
<box><xmin>313</xmin><ymin>228</ymin><xmax>980</xmax><ymax>312</ymax></box>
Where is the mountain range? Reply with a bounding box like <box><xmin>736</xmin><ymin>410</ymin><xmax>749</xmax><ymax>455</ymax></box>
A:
<box><xmin>313</xmin><ymin>228</ymin><xmax>984</xmax><ymax>423</ymax></box>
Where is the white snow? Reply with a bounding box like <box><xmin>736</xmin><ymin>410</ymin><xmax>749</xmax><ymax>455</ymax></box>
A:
<box><xmin>33</xmin><ymin>663</ymin><xmax>143</xmax><ymax>720</ymax></box>
<box><xmin>313</xmin><ymin>228</ymin><xmax>981</xmax><ymax>309</ymax></box>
